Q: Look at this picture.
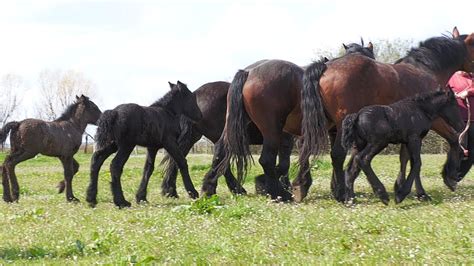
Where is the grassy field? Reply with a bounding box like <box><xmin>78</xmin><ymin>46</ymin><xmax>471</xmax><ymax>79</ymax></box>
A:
<box><xmin>0</xmin><ymin>152</ymin><xmax>473</xmax><ymax>264</ymax></box>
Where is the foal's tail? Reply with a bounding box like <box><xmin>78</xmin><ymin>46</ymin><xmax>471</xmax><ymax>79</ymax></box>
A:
<box><xmin>0</xmin><ymin>121</ymin><xmax>20</xmax><ymax>145</ymax></box>
<box><xmin>299</xmin><ymin>58</ymin><xmax>329</xmax><ymax>167</ymax></box>
<box><xmin>95</xmin><ymin>110</ymin><xmax>118</xmax><ymax>149</ymax></box>
<box><xmin>341</xmin><ymin>113</ymin><xmax>358</xmax><ymax>151</ymax></box>
<box><xmin>217</xmin><ymin>70</ymin><xmax>252</xmax><ymax>185</ymax></box>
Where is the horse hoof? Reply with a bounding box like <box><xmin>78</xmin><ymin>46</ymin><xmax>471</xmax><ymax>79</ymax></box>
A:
<box><xmin>395</xmin><ymin>193</ymin><xmax>405</xmax><ymax>204</ymax></box>
<box><xmin>188</xmin><ymin>190</ymin><xmax>199</xmax><ymax>199</ymax></box>
<box><xmin>136</xmin><ymin>197</ymin><xmax>148</xmax><ymax>204</ymax></box>
<box><xmin>115</xmin><ymin>200</ymin><xmax>132</xmax><ymax>209</ymax></box>
<box><xmin>162</xmin><ymin>189</ymin><xmax>179</xmax><ymax>198</ymax></box>
<box><xmin>67</xmin><ymin>197</ymin><xmax>80</xmax><ymax>203</ymax></box>
<box><xmin>87</xmin><ymin>201</ymin><xmax>97</xmax><ymax>208</ymax></box>
<box><xmin>416</xmin><ymin>194</ymin><xmax>432</xmax><ymax>202</ymax></box>
<box><xmin>292</xmin><ymin>185</ymin><xmax>307</xmax><ymax>203</ymax></box>
<box><xmin>380</xmin><ymin>197</ymin><xmax>390</xmax><ymax>206</ymax></box>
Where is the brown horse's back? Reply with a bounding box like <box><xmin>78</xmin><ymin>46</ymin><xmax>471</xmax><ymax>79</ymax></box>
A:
<box><xmin>242</xmin><ymin>59</ymin><xmax>303</xmax><ymax>137</ymax></box>
<box><xmin>11</xmin><ymin>119</ymin><xmax>82</xmax><ymax>156</ymax></box>
<box><xmin>320</xmin><ymin>54</ymin><xmax>437</xmax><ymax>127</ymax></box>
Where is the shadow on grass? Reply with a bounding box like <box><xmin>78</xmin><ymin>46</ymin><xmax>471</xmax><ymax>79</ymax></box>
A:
<box><xmin>0</xmin><ymin>246</ymin><xmax>56</xmax><ymax>261</ymax></box>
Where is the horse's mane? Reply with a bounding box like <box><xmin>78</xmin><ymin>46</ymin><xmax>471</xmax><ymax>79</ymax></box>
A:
<box><xmin>54</xmin><ymin>101</ymin><xmax>80</xmax><ymax>121</ymax></box>
<box><xmin>149</xmin><ymin>88</ymin><xmax>181</xmax><ymax>108</ymax></box>
<box><xmin>396</xmin><ymin>36</ymin><xmax>467</xmax><ymax>71</ymax></box>
<box><xmin>412</xmin><ymin>90</ymin><xmax>446</xmax><ymax>103</ymax></box>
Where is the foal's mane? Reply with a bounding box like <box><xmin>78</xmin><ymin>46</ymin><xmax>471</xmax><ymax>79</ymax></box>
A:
<box><xmin>396</xmin><ymin>36</ymin><xmax>467</xmax><ymax>71</ymax></box>
<box><xmin>149</xmin><ymin>88</ymin><xmax>181</xmax><ymax>108</ymax></box>
<box><xmin>412</xmin><ymin>90</ymin><xmax>446</xmax><ymax>103</ymax></box>
<box><xmin>54</xmin><ymin>101</ymin><xmax>80</xmax><ymax>122</ymax></box>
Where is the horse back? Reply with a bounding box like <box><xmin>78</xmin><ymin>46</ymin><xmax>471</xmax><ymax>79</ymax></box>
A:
<box><xmin>242</xmin><ymin>59</ymin><xmax>303</xmax><ymax>136</ymax></box>
<box><xmin>321</xmin><ymin>55</ymin><xmax>437</xmax><ymax>127</ymax></box>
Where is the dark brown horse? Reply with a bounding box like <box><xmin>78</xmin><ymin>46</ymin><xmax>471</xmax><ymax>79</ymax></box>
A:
<box><xmin>297</xmin><ymin>27</ymin><xmax>474</xmax><ymax>202</ymax></box>
<box><xmin>0</xmin><ymin>95</ymin><xmax>102</xmax><ymax>203</ymax></box>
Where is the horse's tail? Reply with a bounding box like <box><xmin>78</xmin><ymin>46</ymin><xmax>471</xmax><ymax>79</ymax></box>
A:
<box><xmin>217</xmin><ymin>70</ymin><xmax>252</xmax><ymax>185</ymax></box>
<box><xmin>299</xmin><ymin>58</ymin><xmax>329</xmax><ymax>166</ymax></box>
<box><xmin>341</xmin><ymin>113</ymin><xmax>358</xmax><ymax>151</ymax></box>
<box><xmin>95</xmin><ymin>110</ymin><xmax>117</xmax><ymax>149</ymax></box>
<box><xmin>160</xmin><ymin>115</ymin><xmax>194</xmax><ymax>176</ymax></box>
<box><xmin>0</xmin><ymin>121</ymin><xmax>20</xmax><ymax>145</ymax></box>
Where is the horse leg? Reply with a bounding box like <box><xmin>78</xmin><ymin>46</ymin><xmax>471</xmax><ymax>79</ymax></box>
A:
<box><xmin>3</xmin><ymin>150</ymin><xmax>36</xmax><ymax>202</ymax></box>
<box><xmin>394</xmin><ymin>144</ymin><xmax>408</xmax><ymax>192</ymax></box>
<box><xmin>344</xmin><ymin>148</ymin><xmax>362</xmax><ymax>204</ymax></box>
<box><xmin>163</xmin><ymin>140</ymin><xmax>198</xmax><ymax>199</ymax></box>
<box><xmin>136</xmin><ymin>147</ymin><xmax>159</xmax><ymax>203</ymax></box>
<box><xmin>57</xmin><ymin>158</ymin><xmax>80</xmax><ymax>194</ymax></box>
<box><xmin>260</xmin><ymin>138</ymin><xmax>292</xmax><ymax>201</ymax></box>
<box><xmin>395</xmin><ymin>138</ymin><xmax>422</xmax><ymax>203</ymax></box>
<box><xmin>330</xmin><ymin>130</ymin><xmax>347</xmax><ymax>202</ymax></box>
<box><xmin>2</xmin><ymin>166</ymin><xmax>11</xmax><ymax>202</ymax></box>
<box><xmin>441</xmin><ymin>139</ymin><xmax>461</xmax><ymax>191</ymax></box>
<box><xmin>276</xmin><ymin>132</ymin><xmax>293</xmax><ymax>190</ymax></box>
<box><xmin>202</xmin><ymin>137</ymin><xmax>226</xmax><ymax>196</ymax></box>
<box><xmin>358</xmin><ymin>144</ymin><xmax>389</xmax><ymax>205</ymax></box>
<box><xmin>86</xmin><ymin>143</ymin><xmax>117</xmax><ymax>207</ymax></box>
<box><xmin>161</xmin><ymin>132</ymin><xmax>201</xmax><ymax>198</ymax></box>
<box><xmin>60</xmin><ymin>156</ymin><xmax>79</xmax><ymax>202</ymax></box>
<box><xmin>110</xmin><ymin>145</ymin><xmax>134</xmax><ymax>208</ymax></box>
<box><xmin>292</xmin><ymin>155</ymin><xmax>312</xmax><ymax>202</ymax></box>
<box><xmin>223</xmin><ymin>167</ymin><xmax>247</xmax><ymax>195</ymax></box>
<box><xmin>457</xmin><ymin>126</ymin><xmax>474</xmax><ymax>181</ymax></box>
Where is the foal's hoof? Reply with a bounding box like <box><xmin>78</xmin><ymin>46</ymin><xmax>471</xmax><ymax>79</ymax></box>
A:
<box><xmin>188</xmin><ymin>190</ymin><xmax>199</xmax><ymax>199</ymax></box>
<box><xmin>232</xmin><ymin>186</ymin><xmax>247</xmax><ymax>195</ymax></box>
<box><xmin>115</xmin><ymin>200</ymin><xmax>132</xmax><ymax>209</ymax></box>
<box><xmin>292</xmin><ymin>185</ymin><xmax>307</xmax><ymax>203</ymax></box>
<box><xmin>67</xmin><ymin>197</ymin><xmax>80</xmax><ymax>203</ymax></box>
<box><xmin>395</xmin><ymin>192</ymin><xmax>407</xmax><ymax>204</ymax></box>
<box><xmin>162</xmin><ymin>188</ymin><xmax>179</xmax><ymax>198</ymax></box>
<box><xmin>380</xmin><ymin>196</ymin><xmax>390</xmax><ymax>206</ymax></box>
<box><xmin>136</xmin><ymin>196</ymin><xmax>148</xmax><ymax>204</ymax></box>
<box><xmin>416</xmin><ymin>193</ymin><xmax>432</xmax><ymax>202</ymax></box>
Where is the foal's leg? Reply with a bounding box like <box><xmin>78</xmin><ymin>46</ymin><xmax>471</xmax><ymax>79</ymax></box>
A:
<box><xmin>202</xmin><ymin>137</ymin><xmax>226</xmax><ymax>196</ymax></box>
<box><xmin>395</xmin><ymin>138</ymin><xmax>422</xmax><ymax>203</ymax></box>
<box><xmin>223</xmin><ymin>167</ymin><xmax>247</xmax><ymax>195</ymax></box>
<box><xmin>163</xmin><ymin>139</ymin><xmax>199</xmax><ymax>199</ymax></box>
<box><xmin>2</xmin><ymin>166</ymin><xmax>11</xmax><ymax>202</ymax></box>
<box><xmin>395</xmin><ymin>144</ymin><xmax>430</xmax><ymax>201</ymax></box>
<box><xmin>136</xmin><ymin>147</ymin><xmax>159</xmax><ymax>203</ymax></box>
<box><xmin>110</xmin><ymin>146</ymin><xmax>134</xmax><ymax>208</ymax></box>
<box><xmin>60</xmin><ymin>156</ymin><xmax>79</xmax><ymax>202</ymax></box>
<box><xmin>161</xmin><ymin>132</ymin><xmax>201</xmax><ymax>198</ymax></box>
<box><xmin>344</xmin><ymin>149</ymin><xmax>362</xmax><ymax>204</ymax></box>
<box><xmin>86</xmin><ymin>144</ymin><xmax>117</xmax><ymax>207</ymax></box>
<box><xmin>3</xmin><ymin>150</ymin><xmax>36</xmax><ymax>202</ymax></box>
<box><xmin>57</xmin><ymin>158</ymin><xmax>79</xmax><ymax>194</ymax></box>
<box><xmin>358</xmin><ymin>144</ymin><xmax>390</xmax><ymax>205</ymax></box>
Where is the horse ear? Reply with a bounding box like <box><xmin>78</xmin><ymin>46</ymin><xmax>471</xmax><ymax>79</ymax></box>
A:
<box><xmin>75</xmin><ymin>95</ymin><xmax>80</xmax><ymax>100</ymax></box>
<box><xmin>452</xmin><ymin>26</ymin><xmax>460</xmax><ymax>38</ymax></box>
<box><xmin>168</xmin><ymin>81</ymin><xmax>175</xmax><ymax>90</ymax></box>
<box><xmin>367</xmin><ymin>42</ymin><xmax>374</xmax><ymax>52</ymax></box>
<box><xmin>342</xmin><ymin>43</ymin><xmax>348</xmax><ymax>50</ymax></box>
<box><xmin>323</xmin><ymin>57</ymin><xmax>329</xmax><ymax>63</ymax></box>
<box><xmin>360</xmin><ymin>37</ymin><xmax>364</xmax><ymax>47</ymax></box>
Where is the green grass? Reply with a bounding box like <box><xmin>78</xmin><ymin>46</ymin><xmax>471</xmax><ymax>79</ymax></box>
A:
<box><xmin>0</xmin><ymin>152</ymin><xmax>473</xmax><ymax>264</ymax></box>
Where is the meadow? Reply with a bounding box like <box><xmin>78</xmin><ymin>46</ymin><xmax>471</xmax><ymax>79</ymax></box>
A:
<box><xmin>0</xmin><ymin>152</ymin><xmax>473</xmax><ymax>264</ymax></box>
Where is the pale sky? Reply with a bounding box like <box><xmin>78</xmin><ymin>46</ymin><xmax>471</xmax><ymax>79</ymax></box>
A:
<box><xmin>0</xmin><ymin>0</ymin><xmax>472</xmax><ymax>116</ymax></box>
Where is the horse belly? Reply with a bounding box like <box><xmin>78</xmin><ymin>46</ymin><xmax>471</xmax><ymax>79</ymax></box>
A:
<box><xmin>283</xmin><ymin>106</ymin><xmax>302</xmax><ymax>135</ymax></box>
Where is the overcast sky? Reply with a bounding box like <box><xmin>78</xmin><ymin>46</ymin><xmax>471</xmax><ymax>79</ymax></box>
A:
<box><xmin>0</xmin><ymin>0</ymin><xmax>472</xmax><ymax>116</ymax></box>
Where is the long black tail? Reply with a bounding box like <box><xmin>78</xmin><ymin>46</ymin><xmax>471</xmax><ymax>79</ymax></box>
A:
<box><xmin>95</xmin><ymin>110</ymin><xmax>118</xmax><ymax>149</ymax></box>
<box><xmin>0</xmin><ymin>121</ymin><xmax>20</xmax><ymax>145</ymax></box>
<box><xmin>299</xmin><ymin>58</ymin><xmax>329</xmax><ymax>167</ymax></box>
<box><xmin>341</xmin><ymin>113</ymin><xmax>358</xmax><ymax>151</ymax></box>
<box><xmin>160</xmin><ymin>115</ymin><xmax>194</xmax><ymax>175</ymax></box>
<box><xmin>217</xmin><ymin>70</ymin><xmax>252</xmax><ymax>185</ymax></box>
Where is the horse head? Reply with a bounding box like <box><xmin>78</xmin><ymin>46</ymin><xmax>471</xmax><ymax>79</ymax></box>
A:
<box><xmin>170</xmin><ymin>81</ymin><xmax>202</xmax><ymax>122</ymax></box>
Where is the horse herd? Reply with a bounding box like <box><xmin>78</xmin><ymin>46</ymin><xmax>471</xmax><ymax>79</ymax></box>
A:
<box><xmin>1</xmin><ymin>27</ymin><xmax>473</xmax><ymax>208</ymax></box>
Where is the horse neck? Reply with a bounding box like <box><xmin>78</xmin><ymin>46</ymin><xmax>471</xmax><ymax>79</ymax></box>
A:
<box><xmin>417</xmin><ymin>97</ymin><xmax>446</xmax><ymax>119</ymax></box>
<box><xmin>67</xmin><ymin>109</ymin><xmax>89</xmax><ymax>133</ymax></box>
<box><xmin>157</xmin><ymin>98</ymin><xmax>183</xmax><ymax>116</ymax></box>
<box><xmin>432</xmin><ymin>66</ymin><xmax>460</xmax><ymax>86</ymax></box>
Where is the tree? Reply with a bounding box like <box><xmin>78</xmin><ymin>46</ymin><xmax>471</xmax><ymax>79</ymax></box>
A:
<box><xmin>0</xmin><ymin>74</ymin><xmax>22</xmax><ymax>126</ymax></box>
<box><xmin>35</xmin><ymin>69</ymin><xmax>97</xmax><ymax>120</ymax></box>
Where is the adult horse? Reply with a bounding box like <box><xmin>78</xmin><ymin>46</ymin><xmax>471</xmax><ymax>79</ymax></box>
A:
<box><xmin>86</xmin><ymin>81</ymin><xmax>202</xmax><ymax>208</ymax></box>
<box><xmin>201</xmin><ymin>41</ymin><xmax>375</xmax><ymax>200</ymax></box>
<box><xmin>297</xmin><ymin>27</ymin><xmax>474</xmax><ymax>202</ymax></box>
<box><xmin>0</xmin><ymin>95</ymin><xmax>101</xmax><ymax>202</ymax></box>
